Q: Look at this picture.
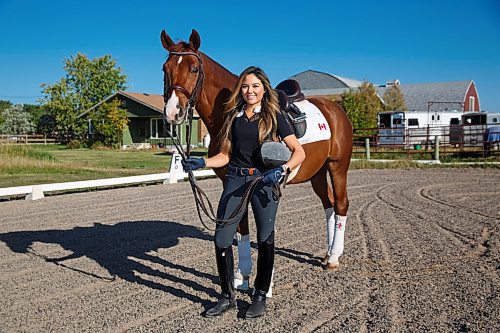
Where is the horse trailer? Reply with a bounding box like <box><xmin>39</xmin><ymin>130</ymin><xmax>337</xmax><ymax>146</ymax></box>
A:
<box><xmin>377</xmin><ymin>111</ymin><xmax>462</xmax><ymax>147</ymax></box>
<box><xmin>461</xmin><ymin>112</ymin><xmax>500</xmax><ymax>146</ymax></box>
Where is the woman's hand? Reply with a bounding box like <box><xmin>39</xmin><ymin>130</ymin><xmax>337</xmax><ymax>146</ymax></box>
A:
<box><xmin>181</xmin><ymin>157</ymin><xmax>206</xmax><ymax>172</ymax></box>
<box><xmin>261</xmin><ymin>167</ymin><xmax>285</xmax><ymax>185</ymax></box>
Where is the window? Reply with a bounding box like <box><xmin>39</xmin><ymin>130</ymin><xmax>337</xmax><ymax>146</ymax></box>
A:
<box><xmin>469</xmin><ymin>96</ymin><xmax>475</xmax><ymax>111</ymax></box>
<box><xmin>450</xmin><ymin>118</ymin><xmax>459</xmax><ymax>125</ymax></box>
<box><xmin>408</xmin><ymin>119</ymin><xmax>419</xmax><ymax>126</ymax></box>
<box><xmin>150</xmin><ymin>118</ymin><xmax>173</xmax><ymax>138</ymax></box>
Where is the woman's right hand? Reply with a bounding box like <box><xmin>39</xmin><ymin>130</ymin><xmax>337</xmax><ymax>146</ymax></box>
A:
<box><xmin>181</xmin><ymin>157</ymin><xmax>206</xmax><ymax>172</ymax></box>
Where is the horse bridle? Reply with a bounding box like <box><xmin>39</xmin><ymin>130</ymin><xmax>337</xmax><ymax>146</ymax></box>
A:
<box><xmin>163</xmin><ymin>51</ymin><xmax>205</xmax><ymax>129</ymax></box>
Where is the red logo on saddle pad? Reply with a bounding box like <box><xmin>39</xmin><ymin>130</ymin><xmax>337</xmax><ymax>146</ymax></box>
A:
<box><xmin>318</xmin><ymin>123</ymin><xmax>327</xmax><ymax>130</ymax></box>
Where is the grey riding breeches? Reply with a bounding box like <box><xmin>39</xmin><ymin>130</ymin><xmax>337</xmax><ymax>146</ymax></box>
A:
<box><xmin>214</xmin><ymin>170</ymin><xmax>279</xmax><ymax>249</ymax></box>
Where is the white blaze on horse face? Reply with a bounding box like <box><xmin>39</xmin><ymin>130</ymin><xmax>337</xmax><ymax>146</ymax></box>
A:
<box><xmin>177</xmin><ymin>56</ymin><xmax>183</xmax><ymax>65</ymax></box>
<box><xmin>164</xmin><ymin>91</ymin><xmax>180</xmax><ymax>122</ymax></box>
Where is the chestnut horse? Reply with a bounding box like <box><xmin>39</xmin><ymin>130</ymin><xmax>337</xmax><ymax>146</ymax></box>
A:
<box><xmin>160</xmin><ymin>30</ymin><xmax>352</xmax><ymax>282</ymax></box>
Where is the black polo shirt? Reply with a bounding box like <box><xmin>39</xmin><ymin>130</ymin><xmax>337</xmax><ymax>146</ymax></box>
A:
<box><xmin>230</xmin><ymin>108</ymin><xmax>293</xmax><ymax>168</ymax></box>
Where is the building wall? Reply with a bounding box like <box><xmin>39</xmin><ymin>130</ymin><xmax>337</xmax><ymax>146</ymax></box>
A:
<box><xmin>463</xmin><ymin>82</ymin><xmax>480</xmax><ymax>112</ymax></box>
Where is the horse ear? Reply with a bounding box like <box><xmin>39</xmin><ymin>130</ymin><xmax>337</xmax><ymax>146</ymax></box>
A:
<box><xmin>189</xmin><ymin>29</ymin><xmax>201</xmax><ymax>51</ymax></box>
<box><xmin>160</xmin><ymin>30</ymin><xmax>175</xmax><ymax>51</ymax></box>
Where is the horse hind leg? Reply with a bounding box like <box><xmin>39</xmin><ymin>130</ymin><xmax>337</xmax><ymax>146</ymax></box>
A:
<box><xmin>324</xmin><ymin>161</ymin><xmax>349</xmax><ymax>270</ymax></box>
<box><xmin>310</xmin><ymin>165</ymin><xmax>336</xmax><ymax>266</ymax></box>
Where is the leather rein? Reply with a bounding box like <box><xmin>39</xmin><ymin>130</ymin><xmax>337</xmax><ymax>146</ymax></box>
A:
<box><xmin>162</xmin><ymin>51</ymin><xmax>261</xmax><ymax>231</ymax></box>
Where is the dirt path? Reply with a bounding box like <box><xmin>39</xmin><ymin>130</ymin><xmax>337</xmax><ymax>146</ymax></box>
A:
<box><xmin>0</xmin><ymin>168</ymin><xmax>499</xmax><ymax>333</ymax></box>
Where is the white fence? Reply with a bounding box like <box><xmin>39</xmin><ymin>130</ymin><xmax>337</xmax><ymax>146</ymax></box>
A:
<box><xmin>0</xmin><ymin>153</ymin><xmax>216</xmax><ymax>201</ymax></box>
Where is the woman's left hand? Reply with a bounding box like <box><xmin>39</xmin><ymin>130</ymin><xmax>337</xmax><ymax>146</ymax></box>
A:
<box><xmin>261</xmin><ymin>167</ymin><xmax>285</xmax><ymax>185</ymax></box>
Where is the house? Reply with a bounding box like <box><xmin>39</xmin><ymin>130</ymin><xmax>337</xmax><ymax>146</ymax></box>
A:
<box><xmin>80</xmin><ymin>91</ymin><xmax>207</xmax><ymax>148</ymax></box>
<box><xmin>290</xmin><ymin>70</ymin><xmax>481</xmax><ymax>112</ymax></box>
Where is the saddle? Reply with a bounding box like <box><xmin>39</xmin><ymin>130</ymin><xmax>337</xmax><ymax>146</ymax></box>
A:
<box><xmin>275</xmin><ymin>79</ymin><xmax>307</xmax><ymax>139</ymax></box>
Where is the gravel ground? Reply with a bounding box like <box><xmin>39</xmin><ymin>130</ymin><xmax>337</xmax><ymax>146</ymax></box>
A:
<box><xmin>0</xmin><ymin>168</ymin><xmax>499</xmax><ymax>333</ymax></box>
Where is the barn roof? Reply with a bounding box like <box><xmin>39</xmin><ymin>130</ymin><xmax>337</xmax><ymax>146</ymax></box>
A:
<box><xmin>377</xmin><ymin>81</ymin><xmax>473</xmax><ymax>111</ymax></box>
<box><xmin>290</xmin><ymin>70</ymin><xmax>364</xmax><ymax>91</ymax></box>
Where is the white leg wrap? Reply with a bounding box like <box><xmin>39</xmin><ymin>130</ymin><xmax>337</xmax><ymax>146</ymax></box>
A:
<box><xmin>328</xmin><ymin>215</ymin><xmax>347</xmax><ymax>264</ymax></box>
<box><xmin>234</xmin><ymin>233</ymin><xmax>252</xmax><ymax>290</ymax></box>
<box><xmin>325</xmin><ymin>208</ymin><xmax>335</xmax><ymax>253</ymax></box>
<box><xmin>236</xmin><ymin>233</ymin><xmax>252</xmax><ymax>277</ymax></box>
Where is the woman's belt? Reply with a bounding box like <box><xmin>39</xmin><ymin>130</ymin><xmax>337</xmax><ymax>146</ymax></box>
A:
<box><xmin>227</xmin><ymin>164</ymin><xmax>263</xmax><ymax>176</ymax></box>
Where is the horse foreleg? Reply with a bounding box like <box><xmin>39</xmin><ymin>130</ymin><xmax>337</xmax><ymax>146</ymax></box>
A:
<box><xmin>234</xmin><ymin>212</ymin><xmax>252</xmax><ymax>291</ymax></box>
<box><xmin>324</xmin><ymin>161</ymin><xmax>350</xmax><ymax>270</ymax></box>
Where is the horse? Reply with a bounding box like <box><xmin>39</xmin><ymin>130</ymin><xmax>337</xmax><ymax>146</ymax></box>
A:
<box><xmin>160</xmin><ymin>29</ymin><xmax>353</xmax><ymax>286</ymax></box>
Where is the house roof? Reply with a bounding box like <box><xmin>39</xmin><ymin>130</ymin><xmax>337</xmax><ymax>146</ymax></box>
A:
<box><xmin>79</xmin><ymin>91</ymin><xmax>199</xmax><ymax>117</ymax></box>
<box><xmin>377</xmin><ymin>80</ymin><xmax>473</xmax><ymax>111</ymax></box>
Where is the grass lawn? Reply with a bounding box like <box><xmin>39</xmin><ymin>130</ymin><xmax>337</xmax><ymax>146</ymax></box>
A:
<box><xmin>0</xmin><ymin>144</ymin><xmax>207</xmax><ymax>188</ymax></box>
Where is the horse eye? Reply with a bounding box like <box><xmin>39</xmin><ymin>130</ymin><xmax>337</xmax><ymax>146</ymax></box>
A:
<box><xmin>190</xmin><ymin>66</ymin><xmax>199</xmax><ymax>73</ymax></box>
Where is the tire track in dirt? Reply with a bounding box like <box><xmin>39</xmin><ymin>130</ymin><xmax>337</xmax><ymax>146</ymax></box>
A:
<box><xmin>375</xmin><ymin>183</ymin><xmax>476</xmax><ymax>250</ymax></box>
<box><xmin>419</xmin><ymin>184</ymin><xmax>499</xmax><ymax>220</ymax></box>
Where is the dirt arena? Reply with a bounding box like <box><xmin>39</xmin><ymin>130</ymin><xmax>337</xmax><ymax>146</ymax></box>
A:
<box><xmin>0</xmin><ymin>168</ymin><xmax>499</xmax><ymax>333</ymax></box>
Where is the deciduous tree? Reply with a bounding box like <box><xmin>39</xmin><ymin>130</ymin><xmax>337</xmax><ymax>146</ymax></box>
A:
<box><xmin>340</xmin><ymin>82</ymin><xmax>383</xmax><ymax>130</ymax></box>
<box><xmin>383</xmin><ymin>85</ymin><xmax>407</xmax><ymax>111</ymax></box>
<box><xmin>89</xmin><ymin>99</ymin><xmax>128</xmax><ymax>148</ymax></box>
<box><xmin>41</xmin><ymin>53</ymin><xmax>127</xmax><ymax>142</ymax></box>
<box><xmin>0</xmin><ymin>104</ymin><xmax>35</xmax><ymax>135</ymax></box>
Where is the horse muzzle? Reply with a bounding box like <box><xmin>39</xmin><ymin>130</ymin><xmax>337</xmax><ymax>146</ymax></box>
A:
<box><xmin>164</xmin><ymin>104</ymin><xmax>187</xmax><ymax>125</ymax></box>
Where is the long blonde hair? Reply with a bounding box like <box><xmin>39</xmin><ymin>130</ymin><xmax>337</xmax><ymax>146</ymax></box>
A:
<box><xmin>218</xmin><ymin>66</ymin><xmax>281</xmax><ymax>154</ymax></box>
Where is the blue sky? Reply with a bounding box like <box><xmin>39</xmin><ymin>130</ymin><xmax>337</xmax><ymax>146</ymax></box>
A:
<box><xmin>0</xmin><ymin>0</ymin><xmax>499</xmax><ymax>111</ymax></box>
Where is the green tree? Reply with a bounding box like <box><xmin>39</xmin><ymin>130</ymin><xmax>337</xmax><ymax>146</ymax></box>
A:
<box><xmin>0</xmin><ymin>100</ymin><xmax>13</xmax><ymax>127</ymax></box>
<box><xmin>341</xmin><ymin>82</ymin><xmax>383</xmax><ymax>130</ymax></box>
<box><xmin>41</xmin><ymin>53</ymin><xmax>127</xmax><ymax>142</ymax></box>
<box><xmin>22</xmin><ymin>104</ymin><xmax>45</xmax><ymax>131</ymax></box>
<box><xmin>0</xmin><ymin>104</ymin><xmax>35</xmax><ymax>135</ymax></box>
<box><xmin>382</xmin><ymin>85</ymin><xmax>407</xmax><ymax>111</ymax></box>
<box><xmin>89</xmin><ymin>99</ymin><xmax>129</xmax><ymax>148</ymax></box>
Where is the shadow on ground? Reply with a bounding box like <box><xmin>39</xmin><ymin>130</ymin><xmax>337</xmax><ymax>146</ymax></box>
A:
<box><xmin>0</xmin><ymin>220</ymin><xmax>218</xmax><ymax>304</ymax></box>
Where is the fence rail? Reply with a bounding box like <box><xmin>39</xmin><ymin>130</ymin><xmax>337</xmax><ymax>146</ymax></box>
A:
<box><xmin>353</xmin><ymin>125</ymin><xmax>500</xmax><ymax>159</ymax></box>
<box><xmin>0</xmin><ymin>134</ymin><xmax>56</xmax><ymax>144</ymax></box>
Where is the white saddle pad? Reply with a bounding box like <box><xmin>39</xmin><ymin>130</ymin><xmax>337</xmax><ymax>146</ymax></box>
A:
<box><xmin>293</xmin><ymin>100</ymin><xmax>331</xmax><ymax>145</ymax></box>
<box><xmin>284</xmin><ymin>99</ymin><xmax>331</xmax><ymax>183</ymax></box>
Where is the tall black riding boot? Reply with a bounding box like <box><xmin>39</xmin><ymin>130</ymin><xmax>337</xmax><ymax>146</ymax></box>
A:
<box><xmin>246</xmin><ymin>232</ymin><xmax>275</xmax><ymax>319</ymax></box>
<box><xmin>204</xmin><ymin>245</ymin><xmax>236</xmax><ymax>317</ymax></box>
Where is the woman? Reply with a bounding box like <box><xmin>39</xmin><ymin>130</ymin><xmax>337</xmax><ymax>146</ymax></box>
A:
<box><xmin>182</xmin><ymin>66</ymin><xmax>305</xmax><ymax>319</ymax></box>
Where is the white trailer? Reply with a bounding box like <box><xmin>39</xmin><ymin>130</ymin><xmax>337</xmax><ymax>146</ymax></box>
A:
<box><xmin>378</xmin><ymin>110</ymin><xmax>462</xmax><ymax>147</ymax></box>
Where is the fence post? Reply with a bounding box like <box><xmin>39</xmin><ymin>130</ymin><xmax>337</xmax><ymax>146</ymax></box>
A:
<box><xmin>434</xmin><ymin>136</ymin><xmax>440</xmax><ymax>161</ymax></box>
<box><xmin>365</xmin><ymin>138</ymin><xmax>371</xmax><ymax>160</ymax></box>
